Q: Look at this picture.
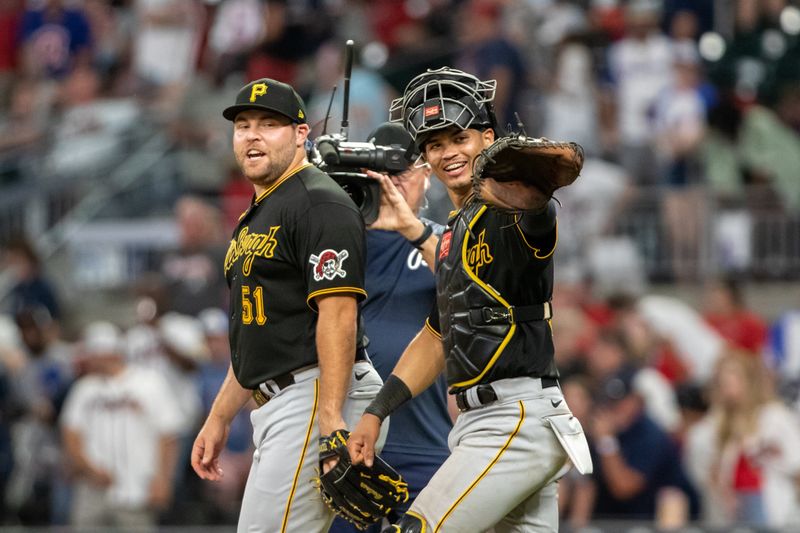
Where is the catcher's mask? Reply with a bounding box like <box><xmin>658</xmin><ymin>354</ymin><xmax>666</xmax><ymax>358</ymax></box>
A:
<box><xmin>390</xmin><ymin>67</ymin><xmax>497</xmax><ymax>147</ymax></box>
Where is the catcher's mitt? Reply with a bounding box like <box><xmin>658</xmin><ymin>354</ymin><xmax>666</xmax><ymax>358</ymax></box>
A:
<box><xmin>316</xmin><ymin>429</ymin><xmax>409</xmax><ymax>530</ymax></box>
<box><xmin>473</xmin><ymin>135</ymin><xmax>584</xmax><ymax>213</ymax></box>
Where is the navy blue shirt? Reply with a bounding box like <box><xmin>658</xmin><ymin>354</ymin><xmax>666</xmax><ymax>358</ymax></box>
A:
<box><xmin>363</xmin><ymin>228</ymin><xmax>451</xmax><ymax>457</ymax></box>
<box><xmin>592</xmin><ymin>413</ymin><xmax>697</xmax><ymax>519</ymax></box>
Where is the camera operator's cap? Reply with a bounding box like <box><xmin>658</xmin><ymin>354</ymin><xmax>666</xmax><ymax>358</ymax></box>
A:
<box><xmin>367</xmin><ymin>122</ymin><xmax>418</xmax><ymax>162</ymax></box>
<box><xmin>223</xmin><ymin>78</ymin><xmax>307</xmax><ymax>124</ymax></box>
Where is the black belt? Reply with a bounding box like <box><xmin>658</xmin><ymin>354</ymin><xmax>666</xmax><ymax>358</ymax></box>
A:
<box><xmin>468</xmin><ymin>302</ymin><xmax>552</xmax><ymax>326</ymax></box>
<box><xmin>454</xmin><ymin>377</ymin><xmax>559</xmax><ymax>411</ymax></box>
<box><xmin>252</xmin><ymin>348</ymin><xmax>370</xmax><ymax>407</ymax></box>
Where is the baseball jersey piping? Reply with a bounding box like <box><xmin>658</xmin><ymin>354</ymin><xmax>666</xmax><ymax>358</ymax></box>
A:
<box><xmin>237</xmin><ymin>162</ymin><xmax>314</xmax><ymax>221</ymax></box>
<box><xmin>513</xmin><ymin>216</ymin><xmax>559</xmax><ymax>259</ymax></box>
<box><xmin>451</xmin><ymin>204</ymin><xmax>516</xmax><ymax>389</ymax></box>
<box><xmin>434</xmin><ymin>400</ymin><xmax>526</xmax><ymax>532</ymax></box>
<box><xmin>306</xmin><ymin>287</ymin><xmax>368</xmax><ymax>311</ymax></box>
<box><xmin>424</xmin><ymin>317</ymin><xmax>442</xmax><ymax>339</ymax></box>
<box><xmin>281</xmin><ymin>378</ymin><xmax>319</xmax><ymax>532</ymax></box>
<box><xmin>405</xmin><ymin>510</ymin><xmax>428</xmax><ymax>532</ymax></box>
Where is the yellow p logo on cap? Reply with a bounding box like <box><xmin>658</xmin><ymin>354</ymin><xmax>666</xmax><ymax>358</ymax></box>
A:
<box><xmin>249</xmin><ymin>83</ymin><xmax>267</xmax><ymax>102</ymax></box>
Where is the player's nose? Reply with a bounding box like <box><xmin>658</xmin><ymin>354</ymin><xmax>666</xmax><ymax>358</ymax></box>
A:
<box><xmin>243</xmin><ymin>128</ymin><xmax>262</xmax><ymax>142</ymax></box>
<box><xmin>441</xmin><ymin>142</ymin><xmax>459</xmax><ymax>159</ymax></box>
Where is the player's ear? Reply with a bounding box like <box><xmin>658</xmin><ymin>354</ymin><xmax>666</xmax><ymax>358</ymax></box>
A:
<box><xmin>482</xmin><ymin>128</ymin><xmax>495</xmax><ymax>146</ymax></box>
<box><xmin>295</xmin><ymin>123</ymin><xmax>310</xmax><ymax>146</ymax></box>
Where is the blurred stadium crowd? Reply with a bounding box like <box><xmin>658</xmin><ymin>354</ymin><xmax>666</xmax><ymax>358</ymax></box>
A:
<box><xmin>1</xmin><ymin>0</ymin><xmax>800</xmax><ymax>530</ymax></box>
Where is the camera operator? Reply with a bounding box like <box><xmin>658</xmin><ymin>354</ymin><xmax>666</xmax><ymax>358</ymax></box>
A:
<box><xmin>362</xmin><ymin>123</ymin><xmax>439</xmax><ymax>271</ymax></box>
<box><xmin>329</xmin><ymin>123</ymin><xmax>452</xmax><ymax>532</ymax></box>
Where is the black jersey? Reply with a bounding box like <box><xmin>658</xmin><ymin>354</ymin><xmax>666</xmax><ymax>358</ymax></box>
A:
<box><xmin>225</xmin><ymin>164</ymin><xmax>367</xmax><ymax>389</ymax></box>
<box><xmin>427</xmin><ymin>200</ymin><xmax>558</xmax><ymax>390</ymax></box>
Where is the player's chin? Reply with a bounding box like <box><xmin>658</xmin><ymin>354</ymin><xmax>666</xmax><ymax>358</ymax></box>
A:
<box><xmin>440</xmin><ymin>173</ymin><xmax>471</xmax><ymax>193</ymax></box>
<box><xmin>244</xmin><ymin>167</ymin><xmax>276</xmax><ymax>185</ymax></box>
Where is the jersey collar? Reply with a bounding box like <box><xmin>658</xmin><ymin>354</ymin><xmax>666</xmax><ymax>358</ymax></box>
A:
<box><xmin>253</xmin><ymin>162</ymin><xmax>313</xmax><ymax>205</ymax></box>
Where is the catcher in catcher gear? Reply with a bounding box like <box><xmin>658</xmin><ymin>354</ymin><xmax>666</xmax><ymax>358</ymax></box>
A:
<box><xmin>190</xmin><ymin>77</ymin><xmax>389</xmax><ymax>532</ymax></box>
<box><xmin>348</xmin><ymin>67</ymin><xmax>593</xmax><ymax>532</ymax></box>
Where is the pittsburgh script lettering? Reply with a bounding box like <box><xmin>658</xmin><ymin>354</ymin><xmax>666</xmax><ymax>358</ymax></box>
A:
<box><xmin>225</xmin><ymin>226</ymin><xmax>280</xmax><ymax>275</ymax></box>
<box><xmin>466</xmin><ymin>229</ymin><xmax>493</xmax><ymax>275</ymax></box>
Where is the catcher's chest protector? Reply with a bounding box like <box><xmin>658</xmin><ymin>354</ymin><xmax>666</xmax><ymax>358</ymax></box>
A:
<box><xmin>436</xmin><ymin>202</ymin><xmax>511</xmax><ymax>391</ymax></box>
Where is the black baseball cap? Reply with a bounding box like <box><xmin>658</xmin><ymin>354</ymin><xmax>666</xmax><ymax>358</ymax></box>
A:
<box><xmin>367</xmin><ymin>122</ymin><xmax>418</xmax><ymax>162</ymax></box>
<box><xmin>223</xmin><ymin>78</ymin><xmax>307</xmax><ymax>123</ymax></box>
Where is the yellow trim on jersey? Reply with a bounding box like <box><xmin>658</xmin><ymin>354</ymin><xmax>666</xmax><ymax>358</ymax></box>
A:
<box><xmin>424</xmin><ymin>318</ymin><xmax>442</xmax><ymax>339</ymax></box>
<box><xmin>435</xmin><ymin>401</ymin><xmax>525</xmax><ymax>532</ymax></box>
<box><xmin>306</xmin><ymin>287</ymin><xmax>368</xmax><ymax>311</ymax></box>
<box><xmin>514</xmin><ymin>216</ymin><xmax>559</xmax><ymax>260</ymax></box>
<box><xmin>281</xmin><ymin>379</ymin><xmax>319</xmax><ymax>532</ymax></box>
<box><xmin>451</xmin><ymin>205</ymin><xmax>515</xmax><ymax>389</ymax></box>
<box><xmin>405</xmin><ymin>510</ymin><xmax>428</xmax><ymax>532</ymax></box>
<box><xmin>237</xmin><ymin>162</ymin><xmax>314</xmax><ymax>221</ymax></box>
<box><xmin>238</xmin><ymin>204</ymin><xmax>253</xmax><ymax>222</ymax></box>
<box><xmin>255</xmin><ymin>162</ymin><xmax>312</xmax><ymax>204</ymax></box>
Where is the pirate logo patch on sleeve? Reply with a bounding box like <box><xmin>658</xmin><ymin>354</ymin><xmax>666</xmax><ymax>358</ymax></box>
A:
<box><xmin>309</xmin><ymin>249</ymin><xmax>349</xmax><ymax>281</ymax></box>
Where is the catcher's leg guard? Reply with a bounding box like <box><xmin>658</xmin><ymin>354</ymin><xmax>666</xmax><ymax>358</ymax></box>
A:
<box><xmin>382</xmin><ymin>512</ymin><xmax>427</xmax><ymax>533</ymax></box>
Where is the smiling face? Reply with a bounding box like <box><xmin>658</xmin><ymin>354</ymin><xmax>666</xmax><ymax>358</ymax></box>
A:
<box><xmin>232</xmin><ymin>109</ymin><xmax>309</xmax><ymax>193</ymax></box>
<box><xmin>421</xmin><ymin>126</ymin><xmax>494</xmax><ymax>206</ymax></box>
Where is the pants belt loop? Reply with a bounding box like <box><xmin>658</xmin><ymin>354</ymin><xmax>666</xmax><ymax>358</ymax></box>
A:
<box><xmin>259</xmin><ymin>382</ymin><xmax>272</xmax><ymax>398</ymax></box>
<box><xmin>265</xmin><ymin>379</ymin><xmax>280</xmax><ymax>396</ymax></box>
<box><xmin>466</xmin><ymin>387</ymin><xmax>481</xmax><ymax>410</ymax></box>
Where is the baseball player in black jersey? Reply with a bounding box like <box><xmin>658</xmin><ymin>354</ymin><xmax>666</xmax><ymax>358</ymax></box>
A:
<box><xmin>190</xmin><ymin>78</ymin><xmax>385</xmax><ymax>532</ymax></box>
<box><xmin>347</xmin><ymin>68</ymin><xmax>593</xmax><ymax>532</ymax></box>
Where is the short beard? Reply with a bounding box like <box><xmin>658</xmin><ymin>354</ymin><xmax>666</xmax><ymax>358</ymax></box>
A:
<box><xmin>239</xmin><ymin>126</ymin><xmax>299</xmax><ymax>187</ymax></box>
<box><xmin>245</xmin><ymin>146</ymin><xmax>296</xmax><ymax>188</ymax></box>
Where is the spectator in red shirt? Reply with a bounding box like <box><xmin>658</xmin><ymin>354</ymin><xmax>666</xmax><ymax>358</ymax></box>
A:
<box><xmin>684</xmin><ymin>351</ymin><xmax>800</xmax><ymax>527</ymax></box>
<box><xmin>703</xmin><ymin>277</ymin><xmax>767</xmax><ymax>354</ymax></box>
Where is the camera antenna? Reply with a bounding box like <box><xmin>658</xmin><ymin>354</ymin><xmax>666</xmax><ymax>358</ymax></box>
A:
<box><xmin>321</xmin><ymin>85</ymin><xmax>337</xmax><ymax>135</ymax></box>
<box><xmin>340</xmin><ymin>39</ymin><xmax>354</xmax><ymax>140</ymax></box>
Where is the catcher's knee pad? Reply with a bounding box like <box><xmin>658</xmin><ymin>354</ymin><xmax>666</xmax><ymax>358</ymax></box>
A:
<box><xmin>382</xmin><ymin>513</ymin><xmax>427</xmax><ymax>533</ymax></box>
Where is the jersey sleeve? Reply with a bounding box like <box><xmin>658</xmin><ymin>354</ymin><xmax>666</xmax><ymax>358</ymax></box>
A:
<box><xmin>300</xmin><ymin>202</ymin><xmax>367</xmax><ymax>310</ymax></box>
<box><xmin>514</xmin><ymin>201</ymin><xmax>558</xmax><ymax>260</ymax></box>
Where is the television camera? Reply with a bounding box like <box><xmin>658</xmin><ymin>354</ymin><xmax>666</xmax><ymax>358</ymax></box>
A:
<box><xmin>310</xmin><ymin>40</ymin><xmax>413</xmax><ymax>225</ymax></box>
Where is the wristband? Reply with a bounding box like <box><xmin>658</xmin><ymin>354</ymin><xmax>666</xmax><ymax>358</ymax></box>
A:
<box><xmin>407</xmin><ymin>222</ymin><xmax>433</xmax><ymax>249</ymax></box>
<box><xmin>596</xmin><ymin>435</ymin><xmax>620</xmax><ymax>456</ymax></box>
<box><xmin>364</xmin><ymin>374</ymin><xmax>412</xmax><ymax>421</ymax></box>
